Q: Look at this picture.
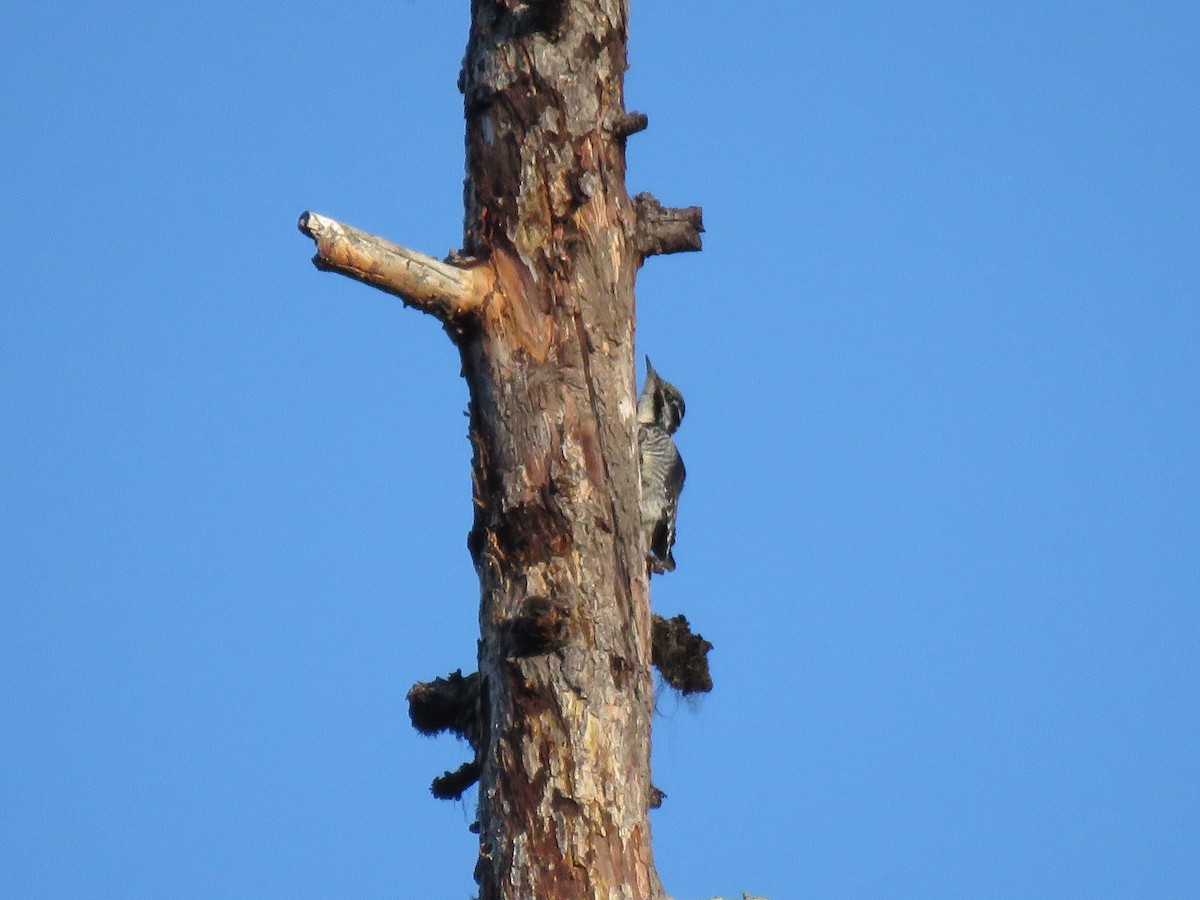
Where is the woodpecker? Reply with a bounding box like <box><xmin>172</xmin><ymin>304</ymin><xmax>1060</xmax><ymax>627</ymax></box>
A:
<box><xmin>637</xmin><ymin>357</ymin><xmax>686</xmax><ymax>574</ymax></box>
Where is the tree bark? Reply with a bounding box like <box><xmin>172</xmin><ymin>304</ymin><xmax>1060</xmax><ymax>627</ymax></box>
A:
<box><xmin>459</xmin><ymin>3</ymin><xmax>665</xmax><ymax>897</ymax></box>
<box><xmin>301</xmin><ymin>2</ymin><xmax>704</xmax><ymax>896</ymax></box>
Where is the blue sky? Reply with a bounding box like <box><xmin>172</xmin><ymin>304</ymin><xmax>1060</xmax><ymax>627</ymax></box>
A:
<box><xmin>3</xmin><ymin>2</ymin><xmax>1198</xmax><ymax>898</ymax></box>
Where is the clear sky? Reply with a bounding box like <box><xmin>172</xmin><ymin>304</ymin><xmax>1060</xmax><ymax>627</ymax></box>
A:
<box><xmin>3</xmin><ymin>2</ymin><xmax>1198</xmax><ymax>898</ymax></box>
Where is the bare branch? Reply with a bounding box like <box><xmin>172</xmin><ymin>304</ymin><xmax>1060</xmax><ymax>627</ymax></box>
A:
<box><xmin>297</xmin><ymin>211</ymin><xmax>487</xmax><ymax>321</ymax></box>
<box><xmin>634</xmin><ymin>192</ymin><xmax>704</xmax><ymax>257</ymax></box>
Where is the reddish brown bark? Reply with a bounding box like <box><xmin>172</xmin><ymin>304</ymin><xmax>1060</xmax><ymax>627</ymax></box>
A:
<box><xmin>459</xmin><ymin>4</ymin><xmax>664</xmax><ymax>896</ymax></box>
<box><xmin>301</xmin><ymin>2</ymin><xmax>704</xmax><ymax>896</ymax></box>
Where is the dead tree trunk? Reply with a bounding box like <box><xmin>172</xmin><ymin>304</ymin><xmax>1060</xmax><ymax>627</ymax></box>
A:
<box><xmin>299</xmin><ymin>2</ymin><xmax>704</xmax><ymax>897</ymax></box>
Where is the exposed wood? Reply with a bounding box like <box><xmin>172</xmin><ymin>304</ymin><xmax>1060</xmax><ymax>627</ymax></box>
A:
<box><xmin>300</xmin><ymin>1</ymin><xmax>712</xmax><ymax>896</ymax></box>
<box><xmin>297</xmin><ymin>211</ymin><xmax>487</xmax><ymax>322</ymax></box>
<box><xmin>458</xmin><ymin>1</ymin><xmax>668</xmax><ymax>896</ymax></box>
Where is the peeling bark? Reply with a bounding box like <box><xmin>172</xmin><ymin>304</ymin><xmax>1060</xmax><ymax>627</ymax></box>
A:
<box><xmin>458</xmin><ymin>3</ymin><xmax>667</xmax><ymax>897</ymax></box>
<box><xmin>300</xmin><ymin>1</ymin><xmax>710</xmax><ymax>896</ymax></box>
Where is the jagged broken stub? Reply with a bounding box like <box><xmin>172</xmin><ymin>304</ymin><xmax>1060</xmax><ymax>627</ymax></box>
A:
<box><xmin>632</xmin><ymin>192</ymin><xmax>705</xmax><ymax>258</ymax></box>
<box><xmin>608</xmin><ymin>108</ymin><xmax>649</xmax><ymax>139</ymax></box>
<box><xmin>409</xmin><ymin>669</ymin><xmax>485</xmax><ymax>802</ymax></box>
<box><xmin>432</xmin><ymin>759</ymin><xmax>483</xmax><ymax>800</ymax></box>
<box><xmin>651</xmin><ymin>614</ymin><xmax>713</xmax><ymax>696</ymax></box>
<box><xmin>648</xmin><ymin>784</ymin><xmax>666</xmax><ymax>809</ymax></box>
<box><xmin>407</xmin><ymin>669</ymin><xmax>481</xmax><ymax>743</ymax></box>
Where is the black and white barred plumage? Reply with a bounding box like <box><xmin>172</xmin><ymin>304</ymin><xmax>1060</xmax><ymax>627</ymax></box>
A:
<box><xmin>637</xmin><ymin>358</ymin><xmax>686</xmax><ymax>574</ymax></box>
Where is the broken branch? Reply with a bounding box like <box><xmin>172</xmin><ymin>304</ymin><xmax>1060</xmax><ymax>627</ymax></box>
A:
<box><xmin>297</xmin><ymin>211</ymin><xmax>487</xmax><ymax>321</ymax></box>
<box><xmin>609</xmin><ymin>109</ymin><xmax>649</xmax><ymax>139</ymax></box>
<box><xmin>633</xmin><ymin>192</ymin><xmax>704</xmax><ymax>257</ymax></box>
<box><xmin>407</xmin><ymin>669</ymin><xmax>480</xmax><ymax>744</ymax></box>
<box><xmin>651</xmin><ymin>613</ymin><xmax>713</xmax><ymax>695</ymax></box>
<box><xmin>432</xmin><ymin>760</ymin><xmax>482</xmax><ymax>800</ymax></box>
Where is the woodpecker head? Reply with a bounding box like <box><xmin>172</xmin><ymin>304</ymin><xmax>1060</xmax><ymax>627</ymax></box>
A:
<box><xmin>638</xmin><ymin>357</ymin><xmax>686</xmax><ymax>434</ymax></box>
